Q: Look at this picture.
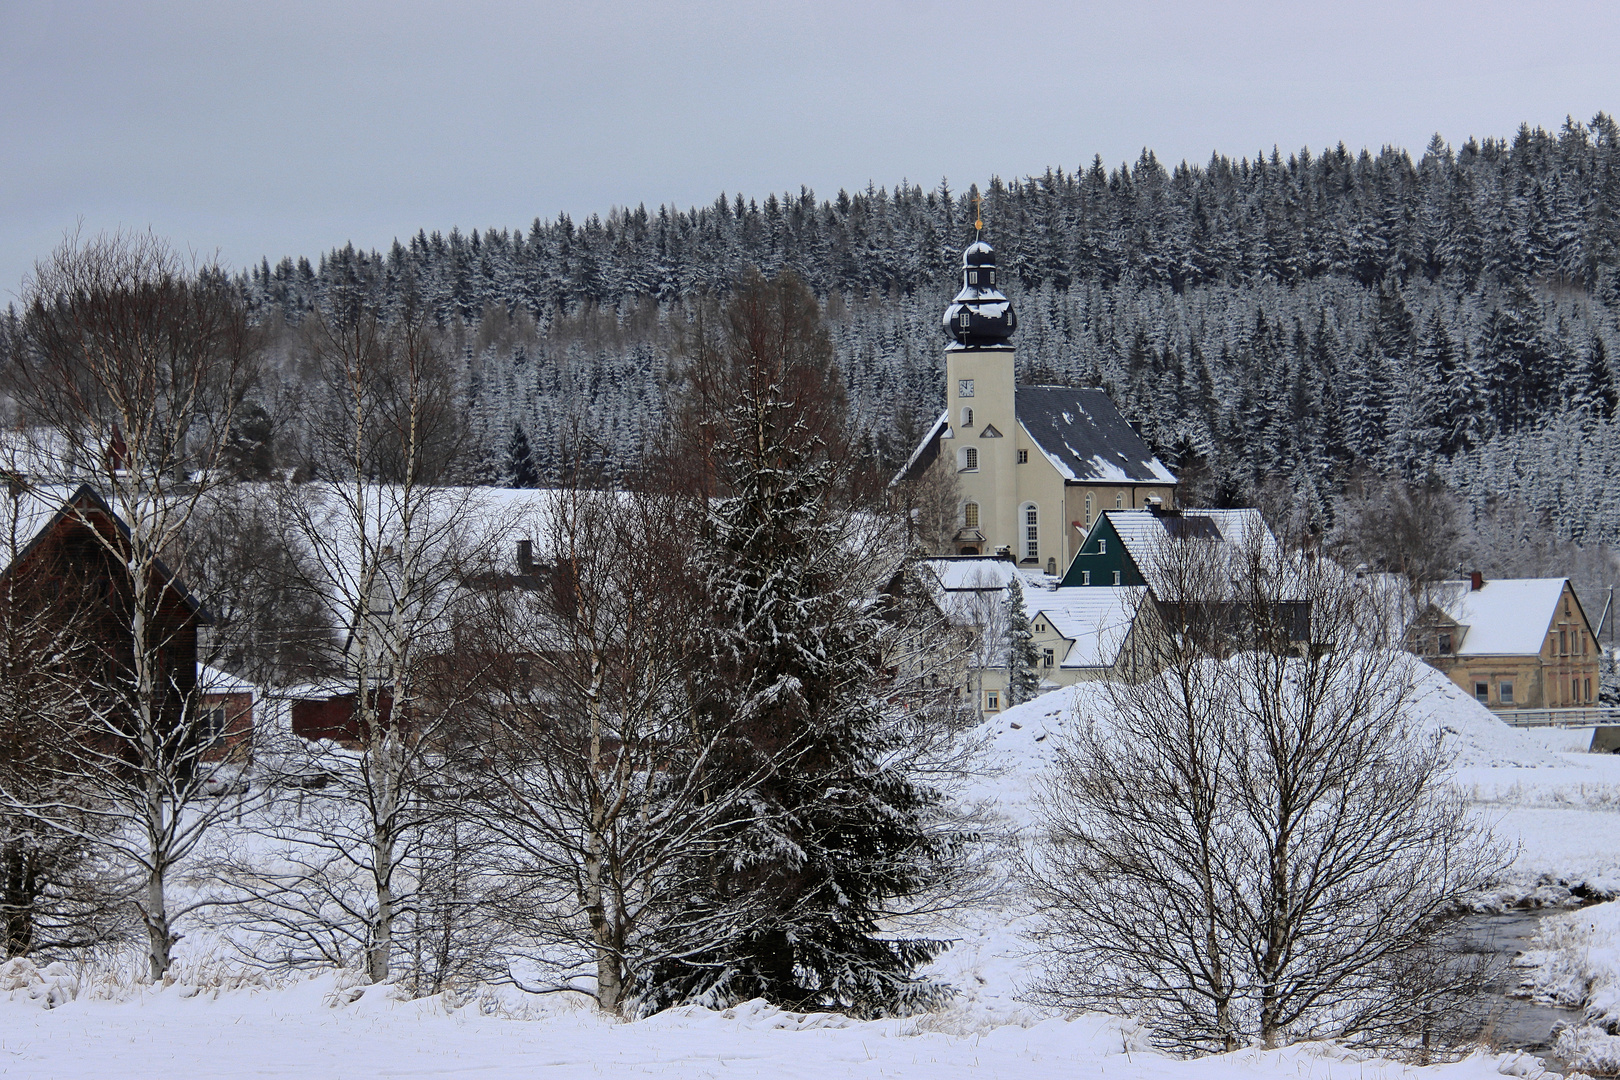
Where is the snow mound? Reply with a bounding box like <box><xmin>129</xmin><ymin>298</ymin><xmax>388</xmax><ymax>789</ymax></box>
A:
<box><xmin>1398</xmin><ymin>653</ymin><xmax>1568</xmax><ymax>769</ymax></box>
<box><xmin>967</xmin><ymin>651</ymin><xmax>1561</xmax><ymax>825</ymax></box>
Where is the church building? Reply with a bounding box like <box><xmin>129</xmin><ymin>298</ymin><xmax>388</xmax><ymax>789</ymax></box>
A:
<box><xmin>896</xmin><ymin>239</ymin><xmax>1178</xmax><ymax>572</ymax></box>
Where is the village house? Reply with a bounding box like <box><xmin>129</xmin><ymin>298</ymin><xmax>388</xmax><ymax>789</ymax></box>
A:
<box><xmin>0</xmin><ymin>483</ymin><xmax>213</xmax><ymax>758</ymax></box>
<box><xmin>1407</xmin><ymin>574</ymin><xmax>1600</xmax><ymax>713</ymax></box>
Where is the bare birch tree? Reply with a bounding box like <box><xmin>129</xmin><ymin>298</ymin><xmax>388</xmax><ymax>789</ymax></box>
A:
<box><xmin>4</xmin><ymin>231</ymin><xmax>259</xmax><ymax>979</ymax></box>
<box><xmin>227</xmin><ymin>288</ymin><xmax>497</xmax><ymax>986</ymax></box>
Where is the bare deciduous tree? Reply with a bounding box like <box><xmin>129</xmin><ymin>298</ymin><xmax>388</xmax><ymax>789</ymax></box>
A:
<box><xmin>229</xmin><ymin>290</ymin><xmax>497</xmax><ymax>986</ymax></box>
<box><xmin>1024</xmin><ymin>532</ymin><xmax>1506</xmax><ymax>1054</ymax></box>
<box><xmin>5</xmin><ymin>230</ymin><xmax>260</xmax><ymax>979</ymax></box>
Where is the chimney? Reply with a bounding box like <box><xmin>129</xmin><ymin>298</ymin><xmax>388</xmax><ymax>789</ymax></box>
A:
<box><xmin>1470</xmin><ymin>570</ymin><xmax>1484</xmax><ymax>591</ymax></box>
<box><xmin>517</xmin><ymin>539</ymin><xmax>535</xmax><ymax>574</ymax></box>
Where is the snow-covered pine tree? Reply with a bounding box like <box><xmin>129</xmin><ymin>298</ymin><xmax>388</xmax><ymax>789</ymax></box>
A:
<box><xmin>1004</xmin><ymin>577</ymin><xmax>1041</xmax><ymax>706</ymax></box>
<box><xmin>643</xmin><ymin>268</ymin><xmax>953</xmax><ymax>1016</ymax></box>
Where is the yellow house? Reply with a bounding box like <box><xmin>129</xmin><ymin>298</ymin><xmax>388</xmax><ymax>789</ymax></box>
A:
<box><xmin>1407</xmin><ymin>575</ymin><xmax>1600</xmax><ymax>711</ymax></box>
<box><xmin>895</xmin><ymin>240</ymin><xmax>1177</xmax><ymax>574</ymax></box>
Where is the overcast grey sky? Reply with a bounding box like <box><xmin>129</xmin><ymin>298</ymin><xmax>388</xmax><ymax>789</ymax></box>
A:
<box><xmin>3</xmin><ymin>0</ymin><xmax>1618</xmax><ymax>300</ymax></box>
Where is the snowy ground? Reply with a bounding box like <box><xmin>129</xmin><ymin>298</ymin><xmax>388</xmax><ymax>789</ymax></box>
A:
<box><xmin>7</xmin><ymin>655</ymin><xmax>1620</xmax><ymax>1078</ymax></box>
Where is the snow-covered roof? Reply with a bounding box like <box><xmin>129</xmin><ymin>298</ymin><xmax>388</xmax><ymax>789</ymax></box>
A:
<box><xmin>1030</xmin><ymin>587</ymin><xmax>1148</xmax><ymax>668</ymax></box>
<box><xmin>1429</xmin><ymin>577</ymin><xmax>1573</xmax><ymax>656</ymax></box>
<box><xmin>890</xmin><ymin>410</ymin><xmax>948</xmax><ymax>487</ymax></box>
<box><xmin>0</xmin><ymin>484</ymin><xmax>86</xmax><ymax>576</ymax></box>
<box><xmin>1102</xmin><ymin>508</ymin><xmax>1282</xmax><ymax>593</ymax></box>
<box><xmin>200</xmin><ymin>663</ymin><xmax>255</xmax><ymax>696</ymax></box>
<box><xmin>1014</xmin><ymin>386</ymin><xmax>1176</xmax><ymax>484</ymax></box>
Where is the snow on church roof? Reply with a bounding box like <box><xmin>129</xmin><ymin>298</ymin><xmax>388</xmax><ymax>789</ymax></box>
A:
<box><xmin>1013</xmin><ymin>386</ymin><xmax>1176</xmax><ymax>484</ymax></box>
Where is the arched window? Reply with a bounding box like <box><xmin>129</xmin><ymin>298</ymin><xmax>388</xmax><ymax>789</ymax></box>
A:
<box><xmin>1115</xmin><ymin>493</ymin><xmax>1124</xmax><ymax>509</ymax></box>
<box><xmin>961</xmin><ymin>447</ymin><xmax>978</xmax><ymax>471</ymax></box>
<box><xmin>963</xmin><ymin>502</ymin><xmax>979</xmax><ymax>528</ymax></box>
<box><xmin>1084</xmin><ymin>492</ymin><xmax>1093</xmax><ymax>523</ymax></box>
<box><xmin>960</xmin><ymin>406</ymin><xmax>974</xmax><ymax>428</ymax></box>
<box><xmin>1022</xmin><ymin>503</ymin><xmax>1039</xmax><ymax>561</ymax></box>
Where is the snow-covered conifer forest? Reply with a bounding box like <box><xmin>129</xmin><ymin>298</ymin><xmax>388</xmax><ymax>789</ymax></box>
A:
<box><xmin>93</xmin><ymin>118</ymin><xmax>1620</xmax><ymax>559</ymax></box>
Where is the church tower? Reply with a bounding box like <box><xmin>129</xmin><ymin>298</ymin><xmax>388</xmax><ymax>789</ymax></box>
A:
<box><xmin>941</xmin><ymin>239</ymin><xmax>1019</xmax><ymax>557</ymax></box>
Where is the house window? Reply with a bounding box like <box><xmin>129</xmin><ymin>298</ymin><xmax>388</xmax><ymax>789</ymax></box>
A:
<box><xmin>199</xmin><ymin>705</ymin><xmax>227</xmax><ymax>748</ymax></box>
<box><xmin>1474</xmin><ymin>682</ymin><xmax>1489</xmax><ymax>703</ymax></box>
<box><xmin>1587</xmin><ymin>677</ymin><xmax>1593</xmax><ymax>702</ymax></box>
<box><xmin>963</xmin><ymin>502</ymin><xmax>979</xmax><ymax>528</ymax></box>
<box><xmin>1024</xmin><ymin>505</ymin><xmax>1039</xmax><ymax>560</ymax></box>
<box><xmin>1097</xmin><ymin>538</ymin><xmax>1106</xmax><ymax>554</ymax></box>
<box><xmin>1082</xmin><ymin>571</ymin><xmax>1091</xmax><ymax>585</ymax></box>
<box><xmin>1438</xmin><ymin>632</ymin><xmax>1452</xmax><ymax>654</ymax></box>
<box><xmin>1018</xmin><ymin>449</ymin><xmax>1029</xmax><ymax>464</ymax></box>
<box><xmin>962</xmin><ymin>447</ymin><xmax>978</xmax><ymax>471</ymax></box>
<box><xmin>961</xmin><ymin>407</ymin><xmax>974</xmax><ymax>428</ymax></box>
<box><xmin>958</xmin><ymin>379</ymin><xmax>974</xmax><ymax>398</ymax></box>
<box><xmin>1035</xmin><ymin>621</ymin><xmax>1046</xmax><ymax>633</ymax></box>
<box><xmin>1112</xmin><ymin>571</ymin><xmax>1122</xmax><ymax>585</ymax></box>
<box><xmin>986</xmin><ymin>689</ymin><xmax>1000</xmax><ymax>711</ymax></box>
<box><xmin>1043</xmin><ymin>648</ymin><xmax>1055</xmax><ymax>669</ymax></box>
<box><xmin>1499</xmin><ymin>681</ymin><xmax>1515</xmax><ymax>705</ymax></box>
<box><xmin>1561</xmin><ymin>630</ymin><xmax>1568</xmax><ymax>654</ymax></box>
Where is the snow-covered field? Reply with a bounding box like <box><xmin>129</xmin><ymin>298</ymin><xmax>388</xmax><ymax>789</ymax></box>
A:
<box><xmin>7</xmin><ymin>657</ymin><xmax>1620</xmax><ymax>1079</ymax></box>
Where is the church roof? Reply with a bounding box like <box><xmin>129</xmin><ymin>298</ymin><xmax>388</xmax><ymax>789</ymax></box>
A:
<box><xmin>1014</xmin><ymin>386</ymin><xmax>1176</xmax><ymax>484</ymax></box>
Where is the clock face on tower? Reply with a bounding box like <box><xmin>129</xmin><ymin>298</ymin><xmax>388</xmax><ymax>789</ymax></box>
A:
<box><xmin>958</xmin><ymin>379</ymin><xmax>975</xmax><ymax>398</ymax></box>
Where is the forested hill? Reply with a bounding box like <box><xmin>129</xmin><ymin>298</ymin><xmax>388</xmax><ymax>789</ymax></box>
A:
<box><xmin>249</xmin><ymin>116</ymin><xmax>1620</xmax><ymax>542</ymax></box>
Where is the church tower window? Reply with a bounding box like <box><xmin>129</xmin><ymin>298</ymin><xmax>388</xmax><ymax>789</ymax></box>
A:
<box><xmin>1023</xmin><ymin>504</ymin><xmax>1039</xmax><ymax>561</ymax></box>
<box><xmin>963</xmin><ymin>502</ymin><xmax>979</xmax><ymax>528</ymax></box>
<box><xmin>961</xmin><ymin>407</ymin><xmax>973</xmax><ymax>428</ymax></box>
<box><xmin>961</xmin><ymin>447</ymin><xmax>978</xmax><ymax>471</ymax></box>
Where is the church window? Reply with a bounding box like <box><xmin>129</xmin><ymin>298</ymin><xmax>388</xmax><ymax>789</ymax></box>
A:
<box><xmin>1018</xmin><ymin>449</ymin><xmax>1028</xmax><ymax>464</ymax></box>
<box><xmin>961</xmin><ymin>447</ymin><xmax>978</xmax><ymax>471</ymax></box>
<box><xmin>963</xmin><ymin>502</ymin><xmax>979</xmax><ymax>528</ymax></box>
<box><xmin>1085</xmin><ymin>492</ymin><xmax>1092</xmax><ymax>522</ymax></box>
<box><xmin>1024</xmin><ymin>505</ymin><xmax>1039</xmax><ymax>560</ymax></box>
<box><xmin>968</xmin><ymin>270</ymin><xmax>978</xmax><ymax>285</ymax></box>
<box><xmin>1115</xmin><ymin>493</ymin><xmax>1123</xmax><ymax>509</ymax></box>
<box><xmin>958</xmin><ymin>379</ymin><xmax>974</xmax><ymax>398</ymax></box>
<box><xmin>961</xmin><ymin>407</ymin><xmax>973</xmax><ymax>427</ymax></box>
<box><xmin>959</xmin><ymin>313</ymin><xmax>970</xmax><ymax>328</ymax></box>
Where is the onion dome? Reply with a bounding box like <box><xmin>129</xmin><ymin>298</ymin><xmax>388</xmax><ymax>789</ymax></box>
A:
<box><xmin>943</xmin><ymin>241</ymin><xmax>1016</xmax><ymax>347</ymax></box>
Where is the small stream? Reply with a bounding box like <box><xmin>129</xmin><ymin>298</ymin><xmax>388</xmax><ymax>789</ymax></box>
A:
<box><xmin>1449</xmin><ymin>909</ymin><xmax>1584</xmax><ymax>1056</ymax></box>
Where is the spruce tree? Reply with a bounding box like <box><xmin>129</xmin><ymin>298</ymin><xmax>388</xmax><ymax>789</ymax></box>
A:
<box><xmin>506</xmin><ymin>423</ymin><xmax>539</xmax><ymax>487</ymax></box>
<box><xmin>644</xmin><ymin>269</ymin><xmax>952</xmax><ymax>1015</ymax></box>
<box><xmin>1004</xmin><ymin>577</ymin><xmax>1042</xmax><ymax>706</ymax></box>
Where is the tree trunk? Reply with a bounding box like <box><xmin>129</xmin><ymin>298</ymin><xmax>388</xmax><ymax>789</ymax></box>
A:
<box><xmin>368</xmin><ymin>832</ymin><xmax>395</xmax><ymax>983</ymax></box>
<box><xmin>582</xmin><ymin>653</ymin><xmax>623</xmax><ymax>1013</ymax></box>
<box><xmin>143</xmin><ymin>861</ymin><xmax>171</xmax><ymax>981</ymax></box>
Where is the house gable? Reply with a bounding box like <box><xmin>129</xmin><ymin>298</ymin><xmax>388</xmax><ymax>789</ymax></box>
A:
<box><xmin>1058</xmin><ymin>514</ymin><xmax>1146</xmax><ymax>587</ymax></box>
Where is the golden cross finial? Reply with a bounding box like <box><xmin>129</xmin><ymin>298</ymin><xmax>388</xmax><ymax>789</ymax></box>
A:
<box><xmin>973</xmin><ymin>192</ymin><xmax>983</xmax><ymax>235</ymax></box>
